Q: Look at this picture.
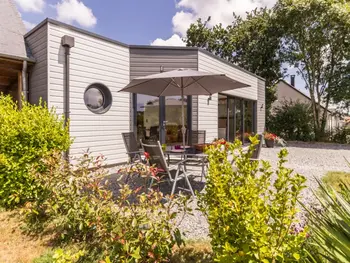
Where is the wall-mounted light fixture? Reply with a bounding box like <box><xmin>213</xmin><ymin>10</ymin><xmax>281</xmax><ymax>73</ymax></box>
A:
<box><xmin>207</xmin><ymin>95</ymin><xmax>212</xmax><ymax>105</ymax></box>
<box><xmin>260</xmin><ymin>103</ymin><xmax>264</xmax><ymax>110</ymax></box>
<box><xmin>160</xmin><ymin>65</ymin><xmax>164</xmax><ymax>73</ymax></box>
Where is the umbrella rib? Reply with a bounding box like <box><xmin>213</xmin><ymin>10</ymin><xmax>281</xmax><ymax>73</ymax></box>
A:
<box><xmin>195</xmin><ymin>79</ymin><xmax>213</xmax><ymax>96</ymax></box>
<box><xmin>158</xmin><ymin>79</ymin><xmax>175</xmax><ymax>97</ymax></box>
<box><xmin>183</xmin><ymin>76</ymin><xmax>206</xmax><ymax>89</ymax></box>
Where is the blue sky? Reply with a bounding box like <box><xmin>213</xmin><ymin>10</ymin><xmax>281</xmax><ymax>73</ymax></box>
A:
<box><xmin>15</xmin><ymin>0</ymin><xmax>306</xmax><ymax>92</ymax></box>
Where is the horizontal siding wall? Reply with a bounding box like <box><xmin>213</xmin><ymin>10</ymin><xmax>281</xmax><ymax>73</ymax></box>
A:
<box><xmin>198</xmin><ymin>51</ymin><xmax>261</xmax><ymax>142</ymax></box>
<box><xmin>47</xmin><ymin>22</ymin><xmax>130</xmax><ymax>165</ymax></box>
<box><xmin>26</xmin><ymin>23</ymin><xmax>48</xmax><ymax>104</ymax></box>
<box><xmin>130</xmin><ymin>48</ymin><xmax>198</xmax><ymax>131</ymax></box>
<box><xmin>257</xmin><ymin>79</ymin><xmax>266</xmax><ymax>134</ymax></box>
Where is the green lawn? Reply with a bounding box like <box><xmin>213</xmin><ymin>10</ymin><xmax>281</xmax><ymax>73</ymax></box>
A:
<box><xmin>322</xmin><ymin>171</ymin><xmax>350</xmax><ymax>192</ymax></box>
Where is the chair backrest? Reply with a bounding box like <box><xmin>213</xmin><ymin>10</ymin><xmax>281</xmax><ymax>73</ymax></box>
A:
<box><xmin>122</xmin><ymin>132</ymin><xmax>139</xmax><ymax>157</ymax></box>
<box><xmin>141</xmin><ymin>141</ymin><xmax>169</xmax><ymax>174</ymax></box>
<box><xmin>251</xmin><ymin>134</ymin><xmax>263</xmax><ymax>159</ymax></box>
<box><xmin>191</xmin><ymin>130</ymin><xmax>206</xmax><ymax>145</ymax></box>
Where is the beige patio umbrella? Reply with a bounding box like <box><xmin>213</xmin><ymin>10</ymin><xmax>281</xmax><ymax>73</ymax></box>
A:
<box><xmin>119</xmin><ymin>68</ymin><xmax>250</xmax><ymax>148</ymax></box>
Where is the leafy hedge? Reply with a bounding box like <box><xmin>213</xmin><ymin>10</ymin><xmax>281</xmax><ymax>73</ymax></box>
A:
<box><xmin>267</xmin><ymin>100</ymin><xmax>314</xmax><ymax>141</ymax></box>
<box><xmin>0</xmin><ymin>95</ymin><xmax>71</xmax><ymax>208</ymax></box>
<box><xmin>200</xmin><ymin>137</ymin><xmax>308</xmax><ymax>262</ymax></box>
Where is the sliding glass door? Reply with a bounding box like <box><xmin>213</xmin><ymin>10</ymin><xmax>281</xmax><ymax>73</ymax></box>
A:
<box><xmin>218</xmin><ymin>94</ymin><xmax>256</xmax><ymax>143</ymax></box>
<box><xmin>134</xmin><ymin>94</ymin><xmax>190</xmax><ymax>145</ymax></box>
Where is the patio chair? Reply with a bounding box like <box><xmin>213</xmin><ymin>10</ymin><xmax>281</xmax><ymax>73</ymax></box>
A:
<box><xmin>122</xmin><ymin>132</ymin><xmax>143</xmax><ymax>163</ymax></box>
<box><xmin>141</xmin><ymin>141</ymin><xmax>195</xmax><ymax>196</ymax></box>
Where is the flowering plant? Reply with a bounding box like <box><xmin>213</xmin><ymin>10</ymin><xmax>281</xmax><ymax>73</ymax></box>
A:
<box><xmin>264</xmin><ymin>132</ymin><xmax>278</xmax><ymax>141</ymax></box>
<box><xmin>264</xmin><ymin>132</ymin><xmax>287</xmax><ymax>146</ymax></box>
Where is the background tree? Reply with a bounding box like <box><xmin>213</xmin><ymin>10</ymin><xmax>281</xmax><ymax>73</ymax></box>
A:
<box><xmin>186</xmin><ymin>8</ymin><xmax>283</xmax><ymax>112</ymax></box>
<box><xmin>275</xmin><ymin>0</ymin><xmax>350</xmax><ymax>140</ymax></box>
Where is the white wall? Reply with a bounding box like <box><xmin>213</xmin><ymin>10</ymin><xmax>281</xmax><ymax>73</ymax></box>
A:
<box><xmin>197</xmin><ymin>51</ymin><xmax>260</xmax><ymax>142</ymax></box>
<box><xmin>47</xmin><ymin>22</ymin><xmax>130</xmax><ymax>165</ymax></box>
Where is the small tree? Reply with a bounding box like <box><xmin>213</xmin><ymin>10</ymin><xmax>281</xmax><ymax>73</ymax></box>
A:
<box><xmin>268</xmin><ymin>100</ymin><xmax>314</xmax><ymax>141</ymax></box>
<box><xmin>200</xmin><ymin>137</ymin><xmax>307</xmax><ymax>262</ymax></box>
<box><xmin>0</xmin><ymin>95</ymin><xmax>71</xmax><ymax>208</ymax></box>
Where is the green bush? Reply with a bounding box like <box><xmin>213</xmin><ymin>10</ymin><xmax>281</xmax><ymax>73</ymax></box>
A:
<box><xmin>305</xmin><ymin>180</ymin><xmax>350</xmax><ymax>263</ymax></box>
<box><xmin>267</xmin><ymin>100</ymin><xmax>314</xmax><ymax>141</ymax></box>
<box><xmin>330</xmin><ymin>126</ymin><xmax>350</xmax><ymax>144</ymax></box>
<box><xmin>24</xmin><ymin>152</ymin><xmax>190</xmax><ymax>263</ymax></box>
<box><xmin>200</xmin><ymin>137</ymin><xmax>308</xmax><ymax>262</ymax></box>
<box><xmin>0</xmin><ymin>95</ymin><xmax>71</xmax><ymax>208</ymax></box>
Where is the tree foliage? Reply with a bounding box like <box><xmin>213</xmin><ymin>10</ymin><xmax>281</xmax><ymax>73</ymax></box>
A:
<box><xmin>186</xmin><ymin>8</ymin><xmax>283</xmax><ymax>110</ymax></box>
<box><xmin>186</xmin><ymin>0</ymin><xmax>350</xmax><ymax>138</ymax></box>
<box><xmin>275</xmin><ymin>0</ymin><xmax>350</xmax><ymax>139</ymax></box>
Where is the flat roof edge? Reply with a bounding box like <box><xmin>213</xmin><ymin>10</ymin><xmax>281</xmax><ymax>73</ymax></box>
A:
<box><xmin>198</xmin><ymin>49</ymin><xmax>265</xmax><ymax>81</ymax></box>
<box><xmin>129</xmin><ymin>45</ymin><xmax>199</xmax><ymax>51</ymax></box>
<box><xmin>25</xmin><ymin>18</ymin><xmax>129</xmax><ymax>48</ymax></box>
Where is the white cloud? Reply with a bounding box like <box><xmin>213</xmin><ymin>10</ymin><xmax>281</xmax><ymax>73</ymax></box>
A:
<box><xmin>55</xmin><ymin>0</ymin><xmax>97</xmax><ymax>28</ymax></box>
<box><xmin>172</xmin><ymin>11</ymin><xmax>196</xmax><ymax>37</ymax></box>
<box><xmin>151</xmin><ymin>34</ymin><xmax>186</xmax><ymax>46</ymax></box>
<box><xmin>14</xmin><ymin>0</ymin><xmax>45</xmax><ymax>13</ymax></box>
<box><xmin>152</xmin><ymin>0</ymin><xmax>277</xmax><ymax>43</ymax></box>
<box><xmin>23</xmin><ymin>20</ymin><xmax>36</xmax><ymax>31</ymax></box>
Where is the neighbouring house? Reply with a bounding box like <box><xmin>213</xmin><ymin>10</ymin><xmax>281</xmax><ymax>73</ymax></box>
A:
<box><xmin>274</xmin><ymin>78</ymin><xmax>344</xmax><ymax>131</ymax></box>
<box><xmin>2</xmin><ymin>1</ymin><xmax>266</xmax><ymax>166</ymax></box>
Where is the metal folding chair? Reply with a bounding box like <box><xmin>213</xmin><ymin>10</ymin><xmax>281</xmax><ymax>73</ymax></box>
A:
<box><xmin>122</xmin><ymin>132</ymin><xmax>143</xmax><ymax>163</ymax></box>
<box><xmin>141</xmin><ymin>141</ymin><xmax>195</xmax><ymax>196</ymax></box>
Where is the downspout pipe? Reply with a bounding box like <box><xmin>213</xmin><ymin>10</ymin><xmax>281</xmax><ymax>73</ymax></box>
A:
<box><xmin>61</xmin><ymin>35</ymin><xmax>75</xmax><ymax>159</ymax></box>
<box><xmin>22</xmin><ymin>60</ymin><xmax>28</xmax><ymax>101</ymax></box>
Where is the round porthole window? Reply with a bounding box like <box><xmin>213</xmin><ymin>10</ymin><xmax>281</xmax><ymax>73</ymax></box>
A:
<box><xmin>84</xmin><ymin>83</ymin><xmax>112</xmax><ymax>114</ymax></box>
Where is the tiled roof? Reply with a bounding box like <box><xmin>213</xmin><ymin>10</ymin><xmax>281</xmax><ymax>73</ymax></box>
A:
<box><xmin>0</xmin><ymin>0</ymin><xmax>27</xmax><ymax>59</ymax></box>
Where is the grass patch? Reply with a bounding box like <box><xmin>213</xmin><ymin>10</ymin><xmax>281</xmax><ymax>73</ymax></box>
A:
<box><xmin>0</xmin><ymin>210</ymin><xmax>213</xmax><ymax>263</ymax></box>
<box><xmin>322</xmin><ymin>171</ymin><xmax>350</xmax><ymax>192</ymax></box>
<box><xmin>170</xmin><ymin>239</ymin><xmax>213</xmax><ymax>263</ymax></box>
<box><xmin>0</xmin><ymin>210</ymin><xmax>52</xmax><ymax>263</ymax></box>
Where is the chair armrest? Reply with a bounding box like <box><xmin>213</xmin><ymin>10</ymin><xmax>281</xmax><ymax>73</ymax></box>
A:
<box><xmin>127</xmin><ymin>151</ymin><xmax>143</xmax><ymax>155</ymax></box>
<box><xmin>168</xmin><ymin>159</ymin><xmax>187</xmax><ymax>170</ymax></box>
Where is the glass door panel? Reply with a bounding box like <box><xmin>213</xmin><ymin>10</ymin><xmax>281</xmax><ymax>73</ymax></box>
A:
<box><xmin>244</xmin><ymin>101</ymin><xmax>254</xmax><ymax>143</ymax></box>
<box><xmin>228</xmin><ymin>98</ymin><xmax>235</xmax><ymax>141</ymax></box>
<box><xmin>136</xmin><ymin>94</ymin><xmax>159</xmax><ymax>143</ymax></box>
<box><xmin>235</xmin><ymin>98</ymin><xmax>243</xmax><ymax>141</ymax></box>
<box><xmin>164</xmin><ymin>96</ymin><xmax>187</xmax><ymax>145</ymax></box>
<box><xmin>218</xmin><ymin>95</ymin><xmax>228</xmax><ymax>140</ymax></box>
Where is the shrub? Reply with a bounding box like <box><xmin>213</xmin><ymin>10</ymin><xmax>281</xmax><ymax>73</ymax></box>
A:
<box><xmin>200</xmin><ymin>136</ymin><xmax>308</xmax><ymax>262</ymax></box>
<box><xmin>0</xmin><ymin>95</ymin><xmax>71</xmax><ymax>208</ymax></box>
<box><xmin>305</xmin><ymin>180</ymin><xmax>350</xmax><ymax>263</ymax></box>
<box><xmin>329</xmin><ymin>126</ymin><xmax>350</xmax><ymax>144</ymax></box>
<box><xmin>24</xmin><ymin>152</ymin><xmax>190</xmax><ymax>263</ymax></box>
<box><xmin>268</xmin><ymin>100</ymin><xmax>314</xmax><ymax>141</ymax></box>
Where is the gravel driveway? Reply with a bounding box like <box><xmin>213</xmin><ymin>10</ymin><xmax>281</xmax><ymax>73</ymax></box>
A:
<box><xmin>177</xmin><ymin>142</ymin><xmax>350</xmax><ymax>240</ymax></box>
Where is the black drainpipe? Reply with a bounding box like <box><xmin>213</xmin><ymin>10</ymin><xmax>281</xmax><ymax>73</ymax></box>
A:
<box><xmin>61</xmin><ymin>35</ymin><xmax>75</xmax><ymax>160</ymax></box>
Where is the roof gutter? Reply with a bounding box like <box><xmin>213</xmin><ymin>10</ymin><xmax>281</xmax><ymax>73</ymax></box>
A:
<box><xmin>0</xmin><ymin>52</ymin><xmax>36</xmax><ymax>63</ymax></box>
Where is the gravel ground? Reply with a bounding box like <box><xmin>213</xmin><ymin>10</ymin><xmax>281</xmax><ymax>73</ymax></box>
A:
<box><xmin>108</xmin><ymin>142</ymin><xmax>350</xmax><ymax>240</ymax></box>
<box><xmin>176</xmin><ymin>142</ymin><xmax>350</xmax><ymax>240</ymax></box>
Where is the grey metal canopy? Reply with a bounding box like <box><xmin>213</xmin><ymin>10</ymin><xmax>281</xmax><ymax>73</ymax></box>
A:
<box><xmin>119</xmin><ymin>68</ymin><xmax>250</xmax><ymax>148</ymax></box>
<box><xmin>120</xmin><ymin>68</ymin><xmax>249</xmax><ymax>97</ymax></box>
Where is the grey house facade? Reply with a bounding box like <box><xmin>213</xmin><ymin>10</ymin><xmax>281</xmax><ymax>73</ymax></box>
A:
<box><xmin>24</xmin><ymin>18</ymin><xmax>266</xmax><ymax>165</ymax></box>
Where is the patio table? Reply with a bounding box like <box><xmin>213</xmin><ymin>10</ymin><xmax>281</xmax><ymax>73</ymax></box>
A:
<box><xmin>165</xmin><ymin>147</ymin><xmax>208</xmax><ymax>181</ymax></box>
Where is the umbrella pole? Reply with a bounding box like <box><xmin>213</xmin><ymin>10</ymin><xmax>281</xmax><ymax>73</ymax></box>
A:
<box><xmin>181</xmin><ymin>78</ymin><xmax>186</xmax><ymax>150</ymax></box>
